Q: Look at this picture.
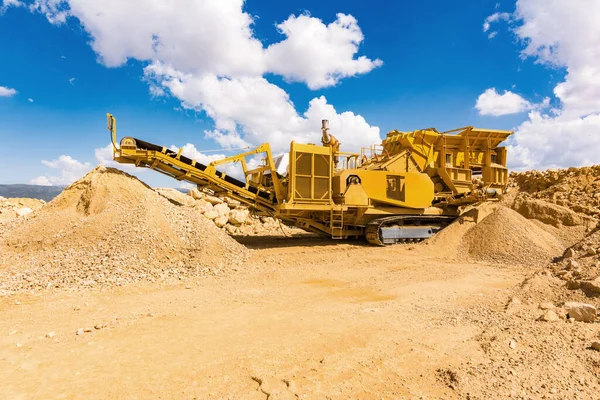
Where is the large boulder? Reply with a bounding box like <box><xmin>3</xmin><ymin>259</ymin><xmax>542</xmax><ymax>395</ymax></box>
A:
<box><xmin>195</xmin><ymin>199</ymin><xmax>213</xmax><ymax>214</ymax></box>
<box><xmin>204</xmin><ymin>195</ymin><xmax>225</xmax><ymax>205</ymax></box>
<box><xmin>214</xmin><ymin>203</ymin><xmax>230</xmax><ymax>218</ymax></box>
<box><xmin>203</xmin><ymin>210</ymin><xmax>219</xmax><ymax>220</ymax></box>
<box><xmin>223</xmin><ymin>196</ymin><xmax>241</xmax><ymax>207</ymax></box>
<box><xmin>187</xmin><ymin>188</ymin><xmax>204</xmax><ymax>200</ymax></box>
<box><xmin>214</xmin><ymin>215</ymin><xmax>229</xmax><ymax>228</ymax></box>
<box><xmin>228</xmin><ymin>208</ymin><xmax>249</xmax><ymax>226</ymax></box>
<box><xmin>564</xmin><ymin>302</ymin><xmax>597</xmax><ymax>322</ymax></box>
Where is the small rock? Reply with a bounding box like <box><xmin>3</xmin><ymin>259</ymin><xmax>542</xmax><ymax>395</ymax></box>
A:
<box><xmin>213</xmin><ymin>214</ymin><xmax>229</xmax><ymax>228</ymax></box>
<box><xmin>565</xmin><ymin>302</ymin><xmax>597</xmax><ymax>322</ymax></box>
<box><xmin>204</xmin><ymin>194</ymin><xmax>224</xmax><ymax>205</ymax></box>
<box><xmin>560</xmin><ymin>272</ymin><xmax>573</xmax><ymax>281</ymax></box>
<box><xmin>16</xmin><ymin>207</ymin><xmax>33</xmax><ymax>217</ymax></box>
<box><xmin>564</xmin><ymin>248</ymin><xmax>576</xmax><ymax>258</ymax></box>
<box><xmin>185</xmin><ymin>285</ymin><xmax>191</xmax><ymax>289</ymax></box>
<box><xmin>46</xmin><ymin>332</ymin><xmax>56</xmax><ymax>338</ymax></box>
<box><xmin>509</xmin><ymin>339</ymin><xmax>517</xmax><ymax>349</ymax></box>
<box><xmin>83</xmin><ymin>327</ymin><xmax>93</xmax><ymax>333</ymax></box>
<box><xmin>566</xmin><ymin>280</ymin><xmax>581</xmax><ymax>290</ymax></box>
<box><xmin>567</xmin><ymin>260</ymin><xmax>580</xmax><ymax>270</ymax></box>
<box><xmin>592</xmin><ymin>342</ymin><xmax>600</xmax><ymax>351</ymax></box>
<box><xmin>76</xmin><ymin>328</ymin><xmax>84</xmax><ymax>335</ymax></box>
<box><xmin>580</xmin><ymin>278</ymin><xmax>600</xmax><ymax>294</ymax></box>
<box><xmin>538</xmin><ymin>310</ymin><xmax>560</xmax><ymax>322</ymax></box>
<box><xmin>94</xmin><ymin>324</ymin><xmax>103</xmax><ymax>330</ymax></box>
<box><xmin>539</xmin><ymin>302</ymin><xmax>555</xmax><ymax>310</ymax></box>
<box><xmin>568</xmin><ymin>317</ymin><xmax>576</xmax><ymax>323</ymax></box>
<box><xmin>587</xmin><ymin>248</ymin><xmax>597</xmax><ymax>256</ymax></box>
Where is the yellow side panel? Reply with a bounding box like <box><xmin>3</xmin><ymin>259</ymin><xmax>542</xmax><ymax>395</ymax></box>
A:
<box><xmin>288</xmin><ymin>142</ymin><xmax>332</xmax><ymax>204</ymax></box>
<box><xmin>343</xmin><ymin>184</ymin><xmax>370</xmax><ymax>206</ymax></box>
<box><xmin>340</xmin><ymin>170</ymin><xmax>433</xmax><ymax>209</ymax></box>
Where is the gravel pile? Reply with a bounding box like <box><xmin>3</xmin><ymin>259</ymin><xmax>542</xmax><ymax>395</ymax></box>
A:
<box><xmin>464</xmin><ymin>206</ymin><xmax>564</xmax><ymax>265</ymax></box>
<box><xmin>0</xmin><ymin>166</ymin><xmax>249</xmax><ymax>295</ymax></box>
<box><xmin>427</xmin><ymin>204</ymin><xmax>564</xmax><ymax>266</ymax></box>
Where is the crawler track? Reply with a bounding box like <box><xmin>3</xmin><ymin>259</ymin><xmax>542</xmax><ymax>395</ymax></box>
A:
<box><xmin>365</xmin><ymin>215</ymin><xmax>456</xmax><ymax>246</ymax></box>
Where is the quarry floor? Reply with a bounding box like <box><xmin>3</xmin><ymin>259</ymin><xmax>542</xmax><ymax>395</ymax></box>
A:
<box><xmin>0</xmin><ymin>235</ymin><xmax>526</xmax><ymax>399</ymax></box>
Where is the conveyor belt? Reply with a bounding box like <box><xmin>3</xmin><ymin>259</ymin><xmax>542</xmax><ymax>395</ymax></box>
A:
<box><xmin>132</xmin><ymin>137</ymin><xmax>274</xmax><ymax>202</ymax></box>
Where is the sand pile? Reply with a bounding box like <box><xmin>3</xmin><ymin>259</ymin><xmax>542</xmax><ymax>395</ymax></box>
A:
<box><xmin>463</xmin><ymin>207</ymin><xmax>564</xmax><ymax>265</ymax></box>
<box><xmin>0</xmin><ymin>166</ymin><xmax>248</xmax><ymax>295</ymax></box>
<box><xmin>427</xmin><ymin>204</ymin><xmax>564</xmax><ymax>265</ymax></box>
<box><xmin>510</xmin><ymin>165</ymin><xmax>600</xmax><ymax>218</ymax></box>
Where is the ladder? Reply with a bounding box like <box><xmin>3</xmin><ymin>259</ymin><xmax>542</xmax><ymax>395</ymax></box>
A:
<box><xmin>331</xmin><ymin>208</ymin><xmax>344</xmax><ymax>239</ymax></box>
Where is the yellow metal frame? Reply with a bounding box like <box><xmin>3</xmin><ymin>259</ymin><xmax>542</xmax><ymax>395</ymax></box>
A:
<box><xmin>106</xmin><ymin>113</ymin><xmax>513</xmax><ymax>241</ymax></box>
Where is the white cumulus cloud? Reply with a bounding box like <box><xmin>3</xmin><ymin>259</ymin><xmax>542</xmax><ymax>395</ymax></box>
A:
<box><xmin>483</xmin><ymin>11</ymin><xmax>511</xmax><ymax>33</ymax></box>
<box><xmin>30</xmin><ymin>155</ymin><xmax>92</xmax><ymax>186</ymax></box>
<box><xmin>482</xmin><ymin>0</ymin><xmax>600</xmax><ymax>170</ymax></box>
<box><xmin>265</xmin><ymin>13</ymin><xmax>383</xmax><ymax>89</ymax></box>
<box><xmin>1</xmin><ymin>0</ymin><xmax>24</xmax><ymax>11</ymax></box>
<box><xmin>20</xmin><ymin>0</ymin><xmax>382</xmax><ymax>156</ymax></box>
<box><xmin>475</xmin><ymin>88</ymin><xmax>535</xmax><ymax>116</ymax></box>
<box><xmin>145</xmin><ymin>64</ymin><xmax>381</xmax><ymax>153</ymax></box>
<box><xmin>0</xmin><ymin>86</ymin><xmax>17</xmax><ymax>97</ymax></box>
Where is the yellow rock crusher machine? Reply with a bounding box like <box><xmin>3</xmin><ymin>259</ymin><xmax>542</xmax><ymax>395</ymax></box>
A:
<box><xmin>107</xmin><ymin>114</ymin><xmax>512</xmax><ymax>245</ymax></box>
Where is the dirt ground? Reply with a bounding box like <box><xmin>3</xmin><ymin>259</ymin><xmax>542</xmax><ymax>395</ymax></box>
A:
<box><xmin>0</xmin><ymin>236</ymin><xmax>525</xmax><ymax>399</ymax></box>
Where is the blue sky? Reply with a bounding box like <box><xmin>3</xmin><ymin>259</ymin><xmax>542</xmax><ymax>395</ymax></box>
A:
<box><xmin>1</xmin><ymin>0</ymin><xmax>596</xmax><ymax>187</ymax></box>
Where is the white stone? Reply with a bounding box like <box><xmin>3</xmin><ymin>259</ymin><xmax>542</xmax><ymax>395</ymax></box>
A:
<box><xmin>213</xmin><ymin>203</ymin><xmax>230</xmax><ymax>218</ymax></box>
<box><xmin>228</xmin><ymin>208</ymin><xmax>249</xmax><ymax>226</ymax></box>
<box><xmin>16</xmin><ymin>207</ymin><xmax>33</xmax><ymax>217</ymax></box>
<box><xmin>195</xmin><ymin>199</ymin><xmax>213</xmax><ymax>214</ymax></box>
<box><xmin>204</xmin><ymin>195</ymin><xmax>224</xmax><ymax>205</ymax></box>
<box><xmin>187</xmin><ymin>188</ymin><xmax>203</xmax><ymax>200</ymax></box>
<box><xmin>214</xmin><ymin>215</ymin><xmax>229</xmax><ymax>228</ymax></box>
<box><xmin>203</xmin><ymin>210</ymin><xmax>218</xmax><ymax>220</ymax></box>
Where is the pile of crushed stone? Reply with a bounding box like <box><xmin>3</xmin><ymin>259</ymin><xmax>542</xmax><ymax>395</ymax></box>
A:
<box><xmin>0</xmin><ymin>166</ymin><xmax>248</xmax><ymax>295</ymax></box>
<box><xmin>463</xmin><ymin>207</ymin><xmax>565</xmax><ymax>265</ymax></box>
<box><xmin>427</xmin><ymin>204</ymin><xmax>565</xmax><ymax>266</ymax></box>
<box><xmin>510</xmin><ymin>165</ymin><xmax>600</xmax><ymax>218</ymax></box>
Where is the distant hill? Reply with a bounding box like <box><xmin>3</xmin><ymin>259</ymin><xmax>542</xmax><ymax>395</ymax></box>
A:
<box><xmin>0</xmin><ymin>184</ymin><xmax>188</xmax><ymax>202</ymax></box>
<box><xmin>0</xmin><ymin>184</ymin><xmax>66</xmax><ymax>202</ymax></box>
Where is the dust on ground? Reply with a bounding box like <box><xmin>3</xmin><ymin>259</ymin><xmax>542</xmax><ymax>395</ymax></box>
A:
<box><xmin>1</xmin><ymin>164</ymin><xmax>600</xmax><ymax>399</ymax></box>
